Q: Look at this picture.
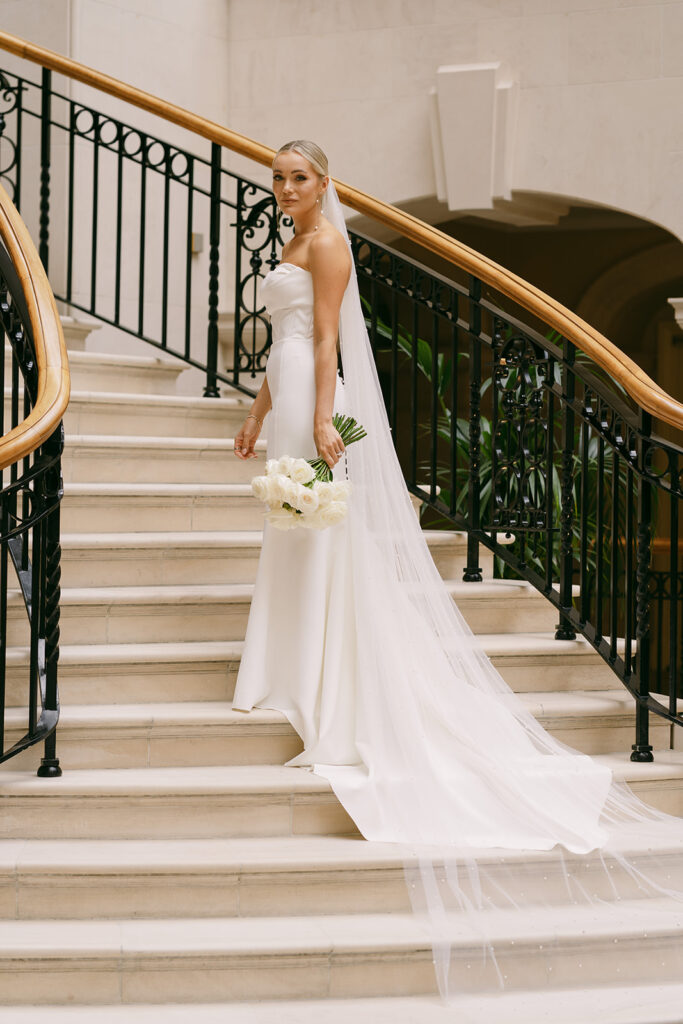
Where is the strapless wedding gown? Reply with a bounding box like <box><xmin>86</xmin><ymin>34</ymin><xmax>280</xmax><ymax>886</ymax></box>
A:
<box><xmin>231</xmin><ymin>262</ymin><xmax>617</xmax><ymax>854</ymax></box>
<box><xmin>232</xmin><ymin>262</ymin><xmax>359</xmax><ymax>766</ymax></box>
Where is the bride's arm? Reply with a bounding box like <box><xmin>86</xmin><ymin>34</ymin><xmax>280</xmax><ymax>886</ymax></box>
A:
<box><xmin>310</xmin><ymin>234</ymin><xmax>351</xmax><ymax>469</ymax></box>
<box><xmin>234</xmin><ymin>376</ymin><xmax>272</xmax><ymax>460</ymax></box>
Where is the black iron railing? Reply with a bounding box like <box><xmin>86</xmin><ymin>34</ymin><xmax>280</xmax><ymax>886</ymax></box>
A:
<box><xmin>0</xmin><ymin>237</ymin><xmax>63</xmax><ymax>774</ymax></box>
<box><xmin>351</xmin><ymin>235</ymin><xmax>682</xmax><ymax>760</ymax></box>
<box><xmin>0</xmin><ymin>67</ymin><xmax>283</xmax><ymax>397</ymax></box>
<box><xmin>0</xmin><ymin>62</ymin><xmax>680</xmax><ymax>760</ymax></box>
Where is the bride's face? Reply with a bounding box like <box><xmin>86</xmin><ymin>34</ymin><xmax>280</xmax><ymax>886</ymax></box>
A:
<box><xmin>272</xmin><ymin>152</ymin><xmax>324</xmax><ymax>216</ymax></box>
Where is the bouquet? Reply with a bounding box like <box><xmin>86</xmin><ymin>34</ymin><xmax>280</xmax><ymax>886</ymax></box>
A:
<box><xmin>250</xmin><ymin>413</ymin><xmax>366</xmax><ymax>531</ymax></box>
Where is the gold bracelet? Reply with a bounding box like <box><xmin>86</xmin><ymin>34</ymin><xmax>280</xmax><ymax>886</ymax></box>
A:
<box><xmin>245</xmin><ymin>412</ymin><xmax>262</xmax><ymax>427</ymax></box>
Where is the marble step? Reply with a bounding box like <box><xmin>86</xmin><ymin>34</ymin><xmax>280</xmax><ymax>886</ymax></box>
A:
<box><xmin>1</xmin><ymin>831</ymin><xmax>682</xmax><ymax>922</ymax></box>
<box><xmin>2</xmin><ymin>988</ymin><xmax>683</xmax><ymax>1024</ymax></box>
<box><xmin>55</xmin><ymin>529</ymin><xmax>474</xmax><ymax>587</ymax></box>
<box><xmin>3</xmin><ymin>633</ymin><xmax>623</xmax><ymax>709</ymax></box>
<box><xmin>5</xmin><ymin>347</ymin><xmax>185</xmax><ymax>395</ymax></box>
<box><xmin>59</xmin><ymin>390</ymin><xmax>252</xmax><ymax>438</ymax></box>
<box><xmin>62</xmin><ymin>435</ymin><xmax>266</xmax><ymax>484</ymax></box>
<box><xmin>4</xmin><ymin>390</ymin><xmax>252</xmax><ymax>439</ymax></box>
<box><xmin>1</xmin><ymin>754</ymin><xmax>682</xmax><ymax>840</ymax></box>
<box><xmin>61</xmin><ymin>482</ymin><xmax>264</xmax><ymax>533</ymax></box>
<box><xmin>0</xmin><ymin>900</ymin><xmax>681</xmax><ymax>1004</ymax></box>
<box><xmin>0</xmin><ymin>764</ymin><xmax>356</xmax><ymax>840</ymax></box>
<box><xmin>4</xmin><ymin>692</ymin><xmax>669</xmax><ymax>771</ymax></box>
<box><xmin>57</xmin><ymin>531</ymin><xmax>265</xmax><ymax>587</ymax></box>
<box><xmin>4</xmin><ymin>579</ymin><xmax>564</xmax><ymax>648</ymax></box>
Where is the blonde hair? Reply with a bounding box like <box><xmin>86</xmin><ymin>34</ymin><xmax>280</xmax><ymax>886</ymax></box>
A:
<box><xmin>272</xmin><ymin>139</ymin><xmax>328</xmax><ymax>178</ymax></box>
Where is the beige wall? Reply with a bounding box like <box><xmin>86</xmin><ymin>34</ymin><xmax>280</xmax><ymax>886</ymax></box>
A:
<box><xmin>3</xmin><ymin>1</ymin><xmax>682</xmax><ymax>236</ymax></box>
<box><xmin>228</xmin><ymin>0</ymin><xmax>683</xmax><ymax>246</ymax></box>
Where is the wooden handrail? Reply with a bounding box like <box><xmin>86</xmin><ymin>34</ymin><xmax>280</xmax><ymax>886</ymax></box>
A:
<box><xmin>0</xmin><ymin>181</ymin><xmax>69</xmax><ymax>471</ymax></box>
<box><xmin>0</xmin><ymin>29</ymin><xmax>681</xmax><ymax>433</ymax></box>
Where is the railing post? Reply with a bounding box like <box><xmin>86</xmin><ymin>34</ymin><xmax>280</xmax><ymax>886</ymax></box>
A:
<box><xmin>39</xmin><ymin>68</ymin><xmax>51</xmax><ymax>275</ymax></box>
<box><xmin>631</xmin><ymin>410</ymin><xmax>654</xmax><ymax>762</ymax></box>
<box><xmin>204</xmin><ymin>142</ymin><xmax>221</xmax><ymax>398</ymax></box>
<box><xmin>232</xmin><ymin>178</ymin><xmax>244</xmax><ymax>390</ymax></box>
<box><xmin>464</xmin><ymin>276</ymin><xmax>483</xmax><ymax>582</ymax></box>
<box><xmin>556</xmin><ymin>340</ymin><xmax>577</xmax><ymax>640</ymax></box>
<box><xmin>37</xmin><ymin>425</ymin><xmax>63</xmax><ymax>778</ymax></box>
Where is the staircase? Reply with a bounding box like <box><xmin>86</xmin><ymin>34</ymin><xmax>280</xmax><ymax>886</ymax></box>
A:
<box><xmin>0</xmin><ymin>332</ymin><xmax>683</xmax><ymax>1021</ymax></box>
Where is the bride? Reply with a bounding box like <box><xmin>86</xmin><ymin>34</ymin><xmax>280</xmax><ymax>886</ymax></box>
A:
<box><xmin>231</xmin><ymin>139</ymin><xmax>683</xmax><ymax>996</ymax></box>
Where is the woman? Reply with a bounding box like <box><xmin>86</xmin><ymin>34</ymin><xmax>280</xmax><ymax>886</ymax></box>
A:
<box><xmin>231</xmin><ymin>140</ymin><xmax>683</xmax><ymax>996</ymax></box>
<box><xmin>232</xmin><ymin>141</ymin><xmax>361</xmax><ymax>767</ymax></box>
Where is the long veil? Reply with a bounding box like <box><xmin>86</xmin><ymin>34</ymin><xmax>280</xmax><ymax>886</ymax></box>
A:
<box><xmin>318</xmin><ymin>179</ymin><xmax>683</xmax><ymax>1002</ymax></box>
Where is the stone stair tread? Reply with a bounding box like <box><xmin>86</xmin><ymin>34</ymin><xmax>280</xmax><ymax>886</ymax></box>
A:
<box><xmin>60</xmin><ymin>530</ymin><xmax>264</xmax><ymax>549</ymax></box>
<box><xmin>6</xmin><ymin>347</ymin><xmax>182</xmax><ymax>372</ymax></box>
<box><xmin>8</xmin><ymin>583</ymin><xmax>257</xmax><ymax>606</ymax></box>
<box><xmin>8</xmin><ymin>578</ymin><xmax>557</xmax><ymax>608</ymax></box>
<box><xmin>61</xmin><ymin>389</ymin><xmax>247</xmax><ymax>411</ymax></box>
<box><xmin>64</xmin><ymin>433</ymin><xmax>265</xmax><ymax>450</ymax></box>
<box><xmin>7</xmin><ymin>386</ymin><xmax>246</xmax><ymax>412</ymax></box>
<box><xmin>2</xmin><ymin>692</ymin><xmax>655</xmax><ymax>731</ymax></box>
<box><xmin>5</xmin><ymin>639</ymin><xmax>237</xmax><ymax>666</ymax></box>
<box><xmin>3</xmin><ymin>753</ymin><xmax>683</xmax><ymax>796</ymax></box>
<box><xmin>4</xmin><ymin>633</ymin><xmax>616</xmax><ymax>667</ymax></box>
<box><xmin>0</xmin><ymin>834</ymin><xmax>407</xmax><ymax>873</ymax></box>
<box><xmin>481</xmin><ymin>631</ymin><xmax>618</xmax><ymax>656</ymax></box>
<box><xmin>57</xmin><ymin>530</ymin><xmax>469</xmax><ymax>553</ymax></box>
<box><xmin>0</xmin><ymin>763</ymin><xmax>331</xmax><ymax>796</ymax></box>
<box><xmin>64</xmin><ymin>482</ymin><xmax>253</xmax><ymax>496</ymax></box>
<box><xmin>520</xmin><ymin>689</ymin><xmax>671</xmax><ymax>719</ymax></box>
<box><xmin>3</xmin><ymin>702</ymin><xmax>290</xmax><ymax>729</ymax></box>
<box><xmin>1</xmin><ymin>829</ymin><xmax>682</xmax><ymax>875</ymax></box>
<box><xmin>1</xmin><ymin>988</ymin><xmax>682</xmax><ymax>1024</ymax></box>
<box><xmin>0</xmin><ymin>897</ymin><xmax>680</xmax><ymax>956</ymax></box>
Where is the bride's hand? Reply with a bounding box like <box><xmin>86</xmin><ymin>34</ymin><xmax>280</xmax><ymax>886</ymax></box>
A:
<box><xmin>234</xmin><ymin>415</ymin><xmax>261</xmax><ymax>459</ymax></box>
<box><xmin>314</xmin><ymin>420</ymin><xmax>345</xmax><ymax>469</ymax></box>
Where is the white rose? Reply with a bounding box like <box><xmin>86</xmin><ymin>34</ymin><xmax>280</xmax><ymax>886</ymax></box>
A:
<box><xmin>266</xmin><ymin>507</ymin><xmax>300</xmax><ymax>530</ymax></box>
<box><xmin>315</xmin><ymin>482</ymin><xmax>335</xmax><ymax>508</ymax></box>
<box><xmin>296</xmin><ymin>485</ymin><xmax>320</xmax><ymax>515</ymax></box>
<box><xmin>277</xmin><ymin>455</ymin><xmax>295</xmax><ymax>477</ymax></box>
<box><xmin>318</xmin><ymin>500</ymin><xmax>348</xmax><ymax>527</ymax></box>
<box><xmin>290</xmin><ymin>483</ymin><xmax>309</xmax><ymax>513</ymax></box>
<box><xmin>251</xmin><ymin>475</ymin><xmax>270</xmax><ymax>502</ymax></box>
<box><xmin>266</xmin><ymin>474</ymin><xmax>287</xmax><ymax>504</ymax></box>
<box><xmin>280</xmin><ymin>481</ymin><xmax>299</xmax><ymax>509</ymax></box>
<box><xmin>265</xmin><ymin>459</ymin><xmax>280</xmax><ymax>477</ymax></box>
<box><xmin>290</xmin><ymin>458</ymin><xmax>316</xmax><ymax>485</ymax></box>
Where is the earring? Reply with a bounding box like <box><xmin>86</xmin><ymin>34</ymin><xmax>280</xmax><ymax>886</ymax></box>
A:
<box><xmin>276</xmin><ymin>205</ymin><xmax>282</xmax><ymax>234</ymax></box>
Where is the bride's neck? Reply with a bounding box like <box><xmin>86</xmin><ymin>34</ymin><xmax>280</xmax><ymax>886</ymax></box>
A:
<box><xmin>291</xmin><ymin>210</ymin><xmax>322</xmax><ymax>237</ymax></box>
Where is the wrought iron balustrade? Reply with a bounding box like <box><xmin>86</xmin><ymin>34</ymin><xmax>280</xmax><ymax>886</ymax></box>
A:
<box><xmin>0</xmin><ymin>60</ymin><xmax>680</xmax><ymax>760</ymax></box>
<box><xmin>350</xmin><ymin>234</ymin><xmax>682</xmax><ymax>761</ymax></box>
<box><xmin>0</xmin><ymin>237</ymin><xmax>64</xmax><ymax>774</ymax></box>
<box><xmin>0</xmin><ymin>66</ymin><xmax>284</xmax><ymax>397</ymax></box>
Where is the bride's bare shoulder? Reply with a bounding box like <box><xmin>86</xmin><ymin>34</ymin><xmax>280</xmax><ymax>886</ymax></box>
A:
<box><xmin>309</xmin><ymin>223</ymin><xmax>351</xmax><ymax>278</ymax></box>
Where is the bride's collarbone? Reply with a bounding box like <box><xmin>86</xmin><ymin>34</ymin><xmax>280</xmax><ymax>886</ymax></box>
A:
<box><xmin>281</xmin><ymin>226</ymin><xmax>344</xmax><ymax>273</ymax></box>
<box><xmin>281</xmin><ymin>248</ymin><xmax>310</xmax><ymax>272</ymax></box>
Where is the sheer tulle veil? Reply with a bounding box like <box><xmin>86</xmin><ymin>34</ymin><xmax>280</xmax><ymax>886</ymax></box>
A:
<box><xmin>319</xmin><ymin>178</ymin><xmax>683</xmax><ymax>1001</ymax></box>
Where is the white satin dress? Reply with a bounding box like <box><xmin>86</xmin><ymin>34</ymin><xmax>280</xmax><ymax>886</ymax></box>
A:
<box><xmin>232</xmin><ymin>261</ymin><xmax>615</xmax><ymax>854</ymax></box>
<box><xmin>232</xmin><ymin>262</ymin><xmax>360</xmax><ymax>767</ymax></box>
